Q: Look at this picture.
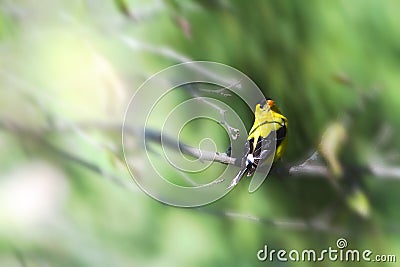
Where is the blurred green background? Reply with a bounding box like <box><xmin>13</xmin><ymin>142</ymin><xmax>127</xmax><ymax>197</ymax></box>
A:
<box><xmin>1</xmin><ymin>0</ymin><xmax>400</xmax><ymax>266</ymax></box>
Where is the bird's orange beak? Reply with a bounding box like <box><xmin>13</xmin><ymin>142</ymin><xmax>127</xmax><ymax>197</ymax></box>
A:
<box><xmin>267</xmin><ymin>99</ymin><xmax>275</xmax><ymax>108</ymax></box>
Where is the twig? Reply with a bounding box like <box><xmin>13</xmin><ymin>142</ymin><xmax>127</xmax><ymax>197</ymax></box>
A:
<box><xmin>199</xmin><ymin>87</ymin><xmax>232</xmax><ymax>97</ymax></box>
<box><xmin>44</xmin><ymin>140</ymin><xmax>136</xmax><ymax>190</ymax></box>
<box><xmin>287</xmin><ymin>163</ymin><xmax>329</xmax><ymax>177</ymax></box>
<box><xmin>0</xmin><ymin>120</ymin><xmax>137</xmax><ymax>191</ymax></box>
<box><xmin>14</xmin><ymin>249</ymin><xmax>28</xmax><ymax>267</ymax></box>
<box><xmin>188</xmin><ymin>85</ymin><xmax>240</xmax><ymax>140</ymax></box>
<box><xmin>369</xmin><ymin>163</ymin><xmax>400</xmax><ymax>180</ymax></box>
<box><xmin>197</xmin><ymin>208</ymin><xmax>345</xmax><ymax>233</ymax></box>
<box><xmin>144</xmin><ymin>128</ymin><xmax>237</xmax><ymax>165</ymax></box>
<box><xmin>120</xmin><ymin>36</ymin><xmax>239</xmax><ymax>86</ymax></box>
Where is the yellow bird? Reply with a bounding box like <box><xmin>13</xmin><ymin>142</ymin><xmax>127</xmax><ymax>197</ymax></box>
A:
<box><xmin>227</xmin><ymin>98</ymin><xmax>288</xmax><ymax>189</ymax></box>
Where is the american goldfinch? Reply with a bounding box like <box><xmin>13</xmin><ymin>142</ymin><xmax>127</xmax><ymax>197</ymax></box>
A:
<box><xmin>227</xmin><ymin>98</ymin><xmax>288</xmax><ymax>189</ymax></box>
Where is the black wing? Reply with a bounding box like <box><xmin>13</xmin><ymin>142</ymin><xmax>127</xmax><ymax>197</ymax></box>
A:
<box><xmin>226</xmin><ymin>139</ymin><xmax>252</xmax><ymax>189</ymax></box>
<box><xmin>275</xmin><ymin>120</ymin><xmax>287</xmax><ymax>147</ymax></box>
<box><xmin>247</xmin><ymin>132</ymin><xmax>275</xmax><ymax>176</ymax></box>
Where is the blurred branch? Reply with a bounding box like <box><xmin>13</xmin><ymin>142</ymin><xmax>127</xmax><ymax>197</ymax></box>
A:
<box><xmin>14</xmin><ymin>249</ymin><xmax>27</xmax><ymax>267</ymax></box>
<box><xmin>44</xmin><ymin>139</ymin><xmax>136</xmax><ymax>190</ymax></box>
<box><xmin>0</xmin><ymin>120</ymin><xmax>137</xmax><ymax>191</ymax></box>
<box><xmin>198</xmin><ymin>208</ymin><xmax>345</xmax><ymax>234</ymax></box>
<box><xmin>143</xmin><ymin>128</ymin><xmax>400</xmax><ymax>181</ymax></box>
<box><xmin>113</xmin><ymin>0</ymin><xmax>164</xmax><ymax>22</ymax></box>
<box><xmin>369</xmin><ymin>163</ymin><xmax>400</xmax><ymax>180</ymax></box>
<box><xmin>120</xmin><ymin>36</ymin><xmax>240</xmax><ymax>86</ymax></box>
<box><xmin>3</xmin><ymin>119</ymin><xmax>400</xmax><ymax>181</ymax></box>
<box><xmin>287</xmin><ymin>161</ymin><xmax>330</xmax><ymax>177</ymax></box>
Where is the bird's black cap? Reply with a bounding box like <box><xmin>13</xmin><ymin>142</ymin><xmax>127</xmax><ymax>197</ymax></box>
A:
<box><xmin>259</xmin><ymin>98</ymin><xmax>272</xmax><ymax>108</ymax></box>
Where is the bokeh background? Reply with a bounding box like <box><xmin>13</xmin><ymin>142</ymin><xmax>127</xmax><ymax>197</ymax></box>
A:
<box><xmin>1</xmin><ymin>0</ymin><xmax>400</xmax><ymax>266</ymax></box>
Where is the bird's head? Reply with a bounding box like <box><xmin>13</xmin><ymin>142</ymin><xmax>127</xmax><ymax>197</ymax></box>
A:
<box><xmin>255</xmin><ymin>98</ymin><xmax>282</xmax><ymax>116</ymax></box>
<box><xmin>256</xmin><ymin>98</ymin><xmax>274</xmax><ymax>111</ymax></box>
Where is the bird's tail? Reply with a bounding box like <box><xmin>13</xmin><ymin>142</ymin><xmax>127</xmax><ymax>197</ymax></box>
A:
<box><xmin>226</xmin><ymin>164</ymin><xmax>251</xmax><ymax>189</ymax></box>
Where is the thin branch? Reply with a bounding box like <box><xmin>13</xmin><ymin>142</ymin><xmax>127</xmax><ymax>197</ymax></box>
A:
<box><xmin>288</xmin><ymin>163</ymin><xmax>329</xmax><ymax>177</ymax></box>
<box><xmin>197</xmin><ymin>208</ymin><xmax>345</xmax><ymax>234</ymax></box>
<box><xmin>5</xmin><ymin>119</ymin><xmax>400</xmax><ymax>180</ymax></box>
<box><xmin>14</xmin><ymin>249</ymin><xmax>28</xmax><ymax>267</ymax></box>
<box><xmin>199</xmin><ymin>87</ymin><xmax>232</xmax><ymax>97</ymax></box>
<box><xmin>188</xmin><ymin>85</ymin><xmax>240</xmax><ymax>140</ymax></box>
<box><xmin>144</xmin><ymin>128</ymin><xmax>237</xmax><ymax>165</ymax></box>
<box><xmin>120</xmin><ymin>36</ymin><xmax>239</xmax><ymax>86</ymax></box>
<box><xmin>369</xmin><ymin>163</ymin><xmax>400</xmax><ymax>180</ymax></box>
<box><xmin>143</xmin><ymin>128</ymin><xmax>400</xmax><ymax>180</ymax></box>
<box><xmin>144</xmin><ymin>127</ymin><xmax>328</xmax><ymax>177</ymax></box>
<box><xmin>44</xmin><ymin>139</ymin><xmax>136</xmax><ymax>190</ymax></box>
<box><xmin>113</xmin><ymin>0</ymin><xmax>164</xmax><ymax>22</ymax></box>
<box><xmin>0</xmin><ymin>120</ymin><xmax>137</xmax><ymax>191</ymax></box>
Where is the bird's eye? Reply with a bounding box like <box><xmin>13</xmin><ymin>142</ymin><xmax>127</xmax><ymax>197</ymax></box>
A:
<box><xmin>259</xmin><ymin>99</ymin><xmax>267</xmax><ymax>109</ymax></box>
